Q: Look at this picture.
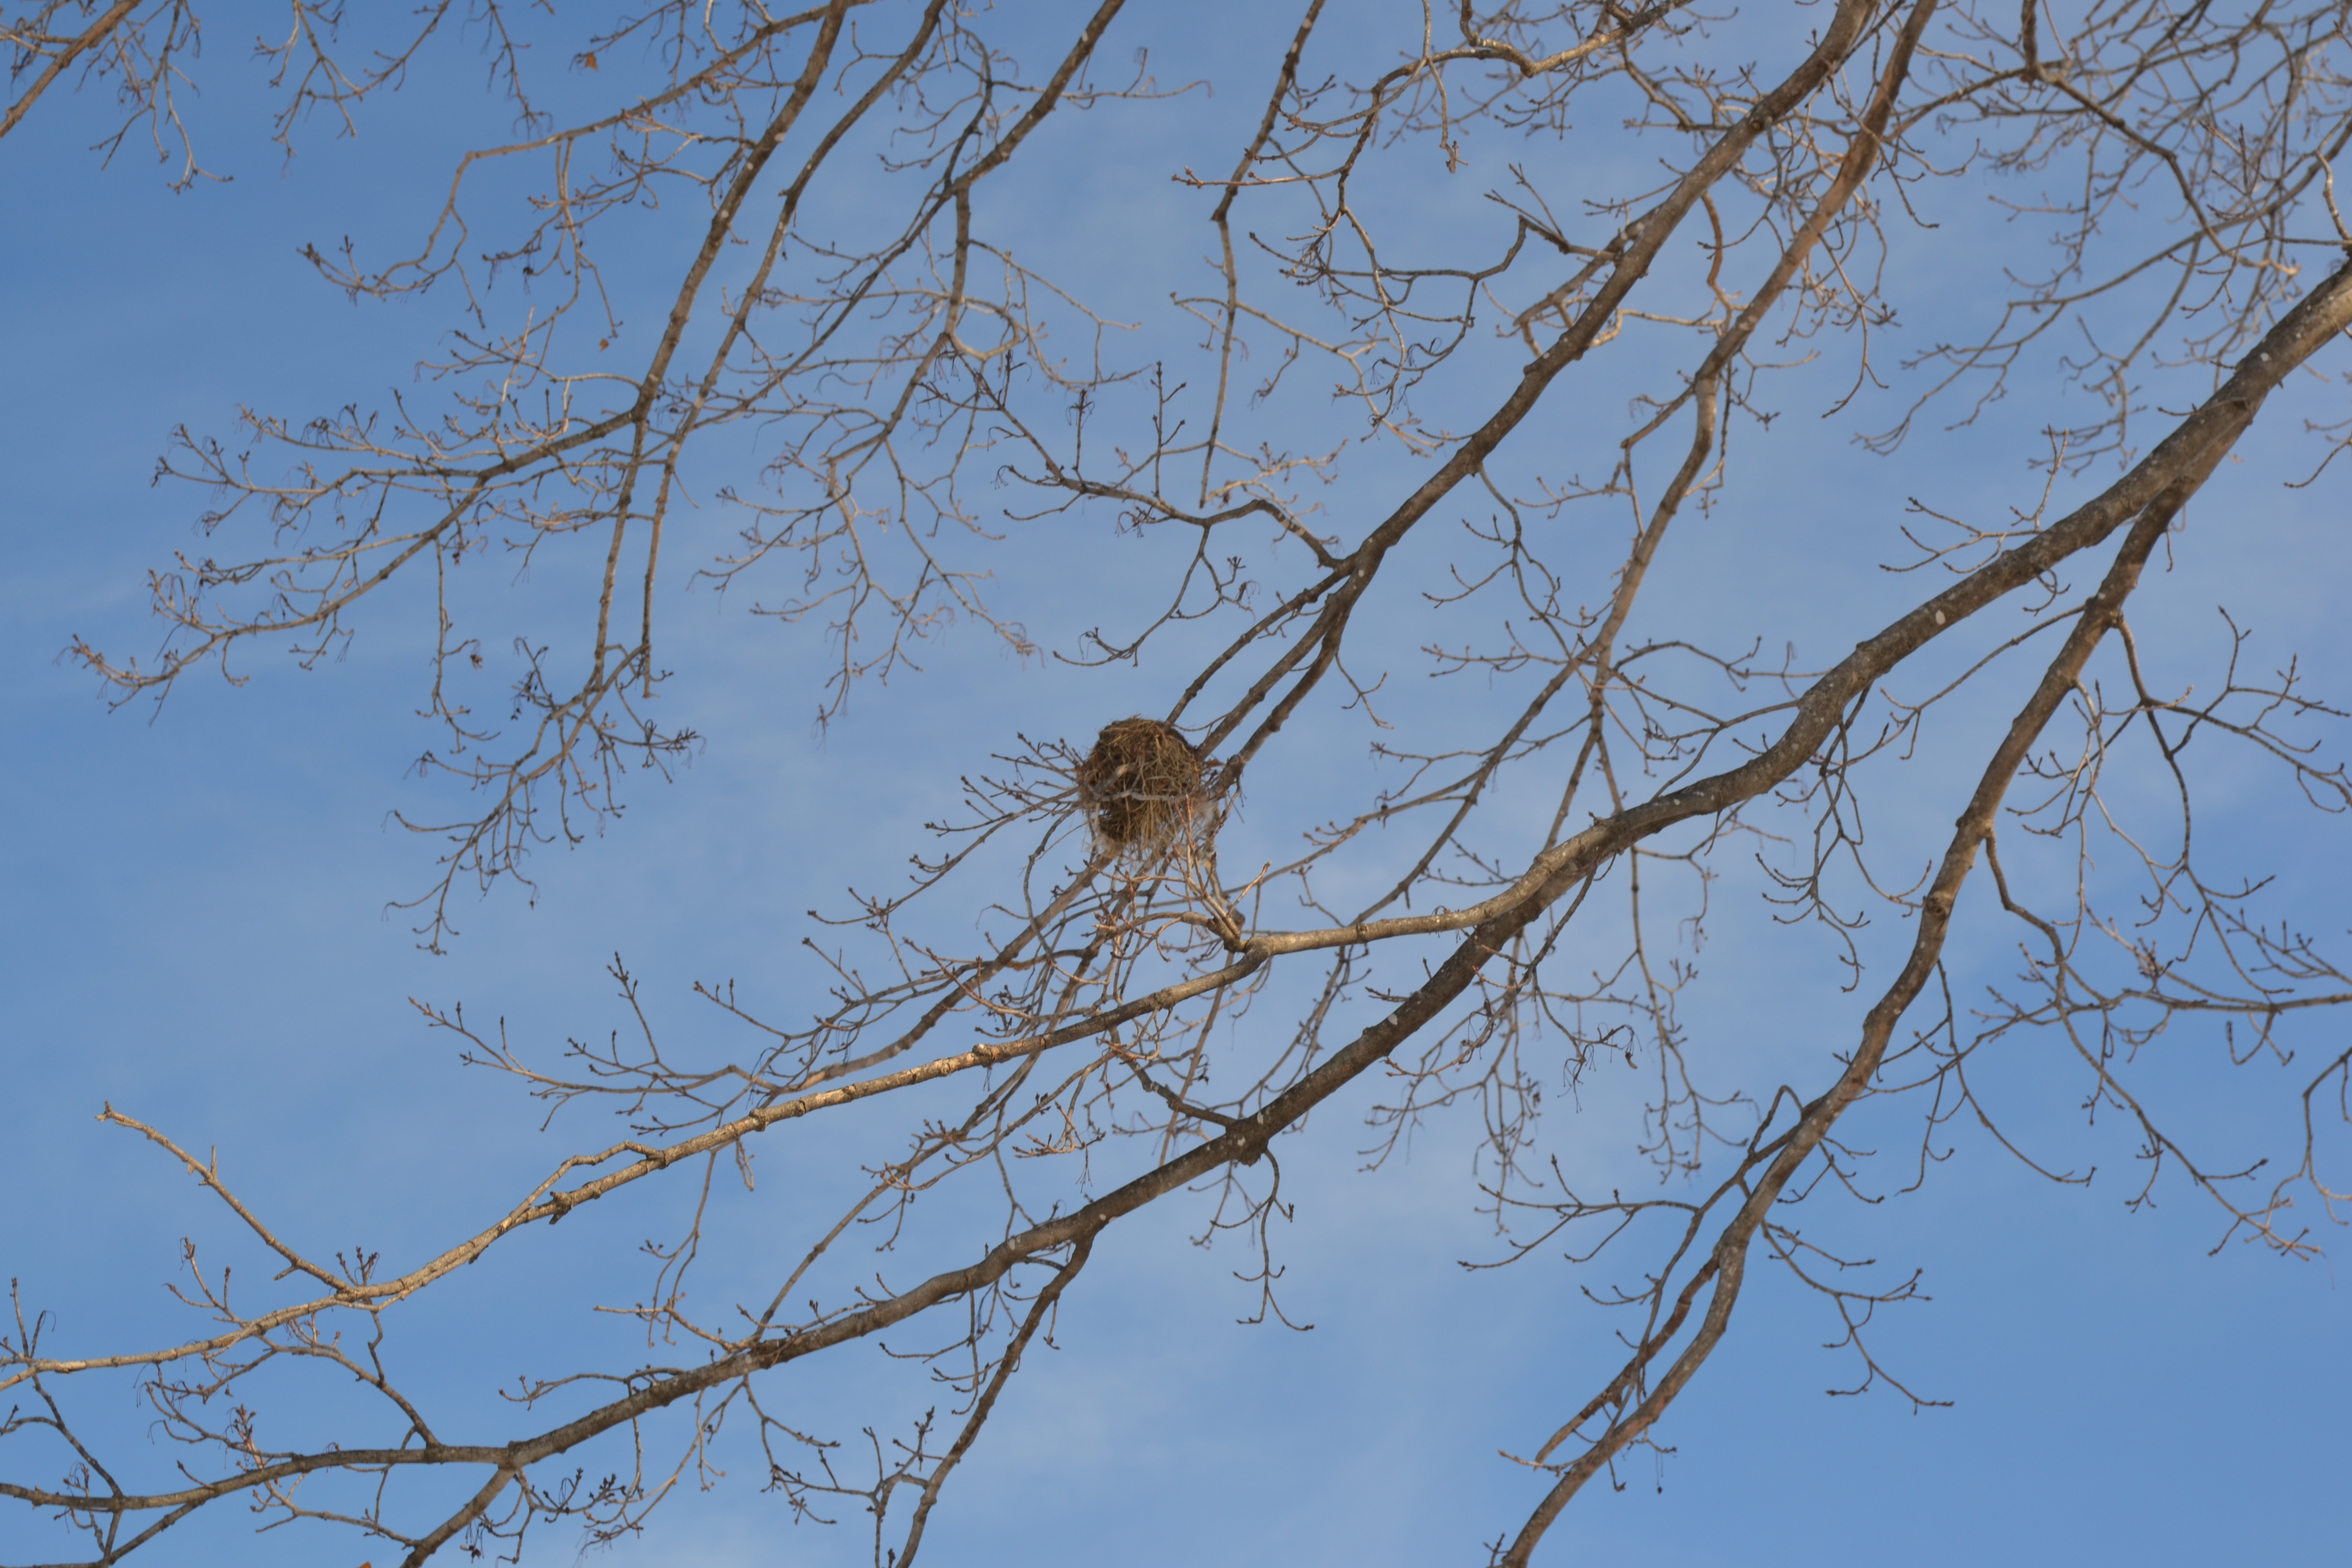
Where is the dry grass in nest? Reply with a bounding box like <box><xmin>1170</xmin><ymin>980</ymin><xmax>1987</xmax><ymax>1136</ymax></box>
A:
<box><xmin>1076</xmin><ymin>717</ymin><xmax>1206</xmax><ymax>852</ymax></box>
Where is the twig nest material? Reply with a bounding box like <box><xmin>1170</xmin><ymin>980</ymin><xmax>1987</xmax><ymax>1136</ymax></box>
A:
<box><xmin>1077</xmin><ymin>717</ymin><xmax>1206</xmax><ymax>852</ymax></box>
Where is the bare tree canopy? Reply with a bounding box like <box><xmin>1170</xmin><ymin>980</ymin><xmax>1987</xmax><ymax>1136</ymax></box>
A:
<box><xmin>6</xmin><ymin>1</ymin><xmax>2352</xmax><ymax>1563</ymax></box>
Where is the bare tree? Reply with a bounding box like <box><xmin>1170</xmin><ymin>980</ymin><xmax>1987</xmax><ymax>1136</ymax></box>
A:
<box><xmin>8</xmin><ymin>1</ymin><xmax>2352</xmax><ymax>1563</ymax></box>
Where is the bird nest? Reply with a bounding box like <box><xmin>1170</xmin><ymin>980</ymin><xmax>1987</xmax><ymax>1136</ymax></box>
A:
<box><xmin>1076</xmin><ymin>717</ymin><xmax>1208</xmax><ymax>853</ymax></box>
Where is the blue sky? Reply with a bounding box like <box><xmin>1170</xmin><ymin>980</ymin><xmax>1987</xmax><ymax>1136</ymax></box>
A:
<box><xmin>4</xmin><ymin>4</ymin><xmax>2349</xmax><ymax>1564</ymax></box>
